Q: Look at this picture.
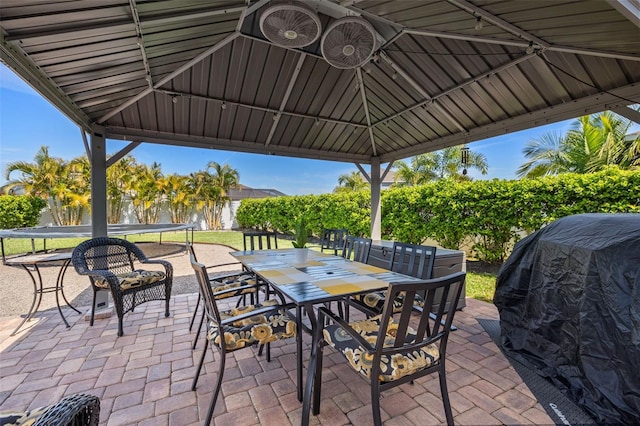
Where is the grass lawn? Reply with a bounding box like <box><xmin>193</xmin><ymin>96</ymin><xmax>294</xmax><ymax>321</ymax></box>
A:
<box><xmin>1</xmin><ymin>230</ymin><xmax>496</xmax><ymax>303</ymax></box>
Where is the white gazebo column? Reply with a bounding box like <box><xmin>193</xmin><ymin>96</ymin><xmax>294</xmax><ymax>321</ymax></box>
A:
<box><xmin>370</xmin><ymin>158</ymin><xmax>382</xmax><ymax>240</ymax></box>
<box><xmin>90</xmin><ymin>126</ymin><xmax>108</xmax><ymax>238</ymax></box>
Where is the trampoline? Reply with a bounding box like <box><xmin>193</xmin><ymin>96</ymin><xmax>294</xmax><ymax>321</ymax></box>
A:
<box><xmin>0</xmin><ymin>223</ymin><xmax>195</xmax><ymax>263</ymax></box>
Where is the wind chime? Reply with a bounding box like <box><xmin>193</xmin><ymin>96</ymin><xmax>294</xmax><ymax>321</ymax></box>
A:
<box><xmin>461</xmin><ymin>147</ymin><xmax>470</xmax><ymax>175</ymax></box>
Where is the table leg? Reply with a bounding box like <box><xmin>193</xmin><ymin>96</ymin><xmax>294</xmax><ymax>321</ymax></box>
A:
<box><xmin>301</xmin><ymin>302</ymin><xmax>323</xmax><ymax>425</ymax></box>
<box><xmin>296</xmin><ymin>305</ymin><xmax>303</xmax><ymax>402</ymax></box>
<box><xmin>10</xmin><ymin>265</ymin><xmax>41</xmax><ymax>336</ymax></box>
<box><xmin>56</xmin><ymin>258</ymin><xmax>81</xmax><ymax>314</ymax></box>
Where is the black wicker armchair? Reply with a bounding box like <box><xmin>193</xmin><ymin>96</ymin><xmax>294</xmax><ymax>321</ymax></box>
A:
<box><xmin>0</xmin><ymin>393</ymin><xmax>100</xmax><ymax>426</ymax></box>
<box><xmin>72</xmin><ymin>237</ymin><xmax>173</xmax><ymax>336</ymax></box>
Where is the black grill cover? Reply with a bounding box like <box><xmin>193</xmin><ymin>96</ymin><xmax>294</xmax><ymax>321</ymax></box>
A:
<box><xmin>494</xmin><ymin>213</ymin><xmax>640</xmax><ymax>424</ymax></box>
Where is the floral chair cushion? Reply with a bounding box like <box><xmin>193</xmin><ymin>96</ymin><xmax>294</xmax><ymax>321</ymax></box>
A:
<box><xmin>93</xmin><ymin>270</ymin><xmax>166</xmax><ymax>291</ymax></box>
<box><xmin>207</xmin><ymin>299</ymin><xmax>297</xmax><ymax>351</ymax></box>
<box><xmin>0</xmin><ymin>405</ymin><xmax>47</xmax><ymax>425</ymax></box>
<box><xmin>352</xmin><ymin>291</ymin><xmax>425</xmax><ymax>314</ymax></box>
<box><xmin>211</xmin><ymin>275</ymin><xmax>257</xmax><ymax>300</ymax></box>
<box><xmin>323</xmin><ymin>315</ymin><xmax>440</xmax><ymax>382</ymax></box>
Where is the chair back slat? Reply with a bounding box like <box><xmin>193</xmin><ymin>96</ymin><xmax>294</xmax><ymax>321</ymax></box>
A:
<box><xmin>389</xmin><ymin>242</ymin><xmax>436</xmax><ymax>279</ymax></box>
<box><xmin>342</xmin><ymin>236</ymin><xmax>372</xmax><ymax>263</ymax></box>
<box><xmin>376</xmin><ymin>272</ymin><xmax>466</xmax><ymax>356</ymax></box>
<box><xmin>190</xmin><ymin>254</ymin><xmax>223</xmax><ymax>328</ymax></box>
<box><xmin>243</xmin><ymin>231</ymin><xmax>278</xmax><ymax>251</ymax></box>
<box><xmin>320</xmin><ymin>229</ymin><xmax>348</xmax><ymax>254</ymax></box>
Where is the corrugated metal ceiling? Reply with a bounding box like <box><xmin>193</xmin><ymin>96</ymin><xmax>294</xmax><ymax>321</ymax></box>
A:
<box><xmin>1</xmin><ymin>0</ymin><xmax>639</xmax><ymax>165</ymax></box>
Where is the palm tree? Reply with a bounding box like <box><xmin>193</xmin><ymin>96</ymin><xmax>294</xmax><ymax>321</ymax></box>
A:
<box><xmin>4</xmin><ymin>146</ymin><xmax>91</xmax><ymax>225</ymax></box>
<box><xmin>394</xmin><ymin>145</ymin><xmax>488</xmax><ymax>186</ymax></box>
<box><xmin>106</xmin><ymin>155</ymin><xmax>135</xmax><ymax>224</ymax></box>
<box><xmin>192</xmin><ymin>162</ymin><xmax>239</xmax><ymax>230</ymax></box>
<box><xmin>128</xmin><ymin>162</ymin><xmax>165</xmax><ymax>224</ymax></box>
<box><xmin>164</xmin><ymin>174</ymin><xmax>194</xmax><ymax>224</ymax></box>
<box><xmin>517</xmin><ymin>111</ymin><xmax>639</xmax><ymax>178</ymax></box>
<box><xmin>334</xmin><ymin>171</ymin><xmax>368</xmax><ymax>193</ymax></box>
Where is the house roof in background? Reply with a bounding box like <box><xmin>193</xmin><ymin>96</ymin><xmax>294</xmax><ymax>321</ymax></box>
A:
<box><xmin>229</xmin><ymin>184</ymin><xmax>287</xmax><ymax>200</ymax></box>
<box><xmin>1</xmin><ymin>0</ymin><xmax>638</xmax><ymax>166</ymax></box>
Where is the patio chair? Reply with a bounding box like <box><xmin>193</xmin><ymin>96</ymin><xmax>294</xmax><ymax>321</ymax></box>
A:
<box><xmin>187</xmin><ymin>242</ymin><xmax>260</xmax><ymax>350</ymax></box>
<box><xmin>342</xmin><ymin>235</ymin><xmax>372</xmax><ymax>263</ymax></box>
<box><xmin>242</xmin><ymin>230</ymin><xmax>278</xmax><ymax>250</ymax></box>
<box><xmin>334</xmin><ymin>236</ymin><xmax>372</xmax><ymax>317</ymax></box>
<box><xmin>190</xmin><ymin>255</ymin><xmax>298</xmax><ymax>425</ymax></box>
<box><xmin>352</xmin><ymin>241</ymin><xmax>436</xmax><ymax>316</ymax></box>
<box><xmin>320</xmin><ymin>228</ymin><xmax>348</xmax><ymax>255</ymax></box>
<box><xmin>71</xmin><ymin>237</ymin><xmax>172</xmax><ymax>337</ymax></box>
<box><xmin>314</xmin><ymin>272</ymin><xmax>466</xmax><ymax>426</ymax></box>
<box><xmin>0</xmin><ymin>392</ymin><xmax>100</xmax><ymax>426</ymax></box>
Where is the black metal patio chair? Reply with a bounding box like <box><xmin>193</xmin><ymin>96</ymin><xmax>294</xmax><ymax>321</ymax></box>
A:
<box><xmin>320</xmin><ymin>228</ymin><xmax>348</xmax><ymax>255</ymax></box>
<box><xmin>351</xmin><ymin>241</ymin><xmax>436</xmax><ymax>316</ymax></box>
<box><xmin>190</xmin><ymin>254</ymin><xmax>298</xmax><ymax>425</ymax></box>
<box><xmin>187</xmin><ymin>242</ymin><xmax>260</xmax><ymax>349</ymax></box>
<box><xmin>312</xmin><ymin>272</ymin><xmax>466</xmax><ymax>426</ymax></box>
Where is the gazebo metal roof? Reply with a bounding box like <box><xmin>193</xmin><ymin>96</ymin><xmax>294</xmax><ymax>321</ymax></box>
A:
<box><xmin>2</xmin><ymin>0</ymin><xmax>639</xmax><ymax>166</ymax></box>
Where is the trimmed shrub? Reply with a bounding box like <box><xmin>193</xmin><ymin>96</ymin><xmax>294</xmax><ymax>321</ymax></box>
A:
<box><xmin>0</xmin><ymin>195</ymin><xmax>47</xmax><ymax>229</ymax></box>
<box><xmin>236</xmin><ymin>168</ymin><xmax>640</xmax><ymax>262</ymax></box>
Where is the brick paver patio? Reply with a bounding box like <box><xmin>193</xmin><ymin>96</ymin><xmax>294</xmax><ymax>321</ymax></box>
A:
<box><xmin>0</xmin><ymin>290</ymin><xmax>554</xmax><ymax>425</ymax></box>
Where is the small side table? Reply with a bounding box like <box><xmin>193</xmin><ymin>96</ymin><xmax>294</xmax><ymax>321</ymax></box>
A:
<box><xmin>6</xmin><ymin>252</ymin><xmax>81</xmax><ymax>335</ymax></box>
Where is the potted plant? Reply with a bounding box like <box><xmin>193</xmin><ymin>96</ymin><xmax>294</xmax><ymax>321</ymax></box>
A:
<box><xmin>292</xmin><ymin>216</ymin><xmax>309</xmax><ymax>263</ymax></box>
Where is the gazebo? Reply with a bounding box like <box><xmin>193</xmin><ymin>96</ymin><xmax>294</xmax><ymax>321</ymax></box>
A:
<box><xmin>1</xmin><ymin>0</ymin><xmax>639</xmax><ymax>238</ymax></box>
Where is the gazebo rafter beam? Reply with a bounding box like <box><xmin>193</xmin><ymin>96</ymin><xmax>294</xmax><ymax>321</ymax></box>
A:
<box><xmin>128</xmin><ymin>0</ymin><xmax>153</xmax><ymax>89</ymax></box>
<box><xmin>154</xmin><ymin>88</ymin><xmax>368</xmax><ymax>128</ymax></box>
<box><xmin>265</xmin><ymin>53</ymin><xmax>307</xmax><ymax>147</ymax></box>
<box><xmin>98</xmin><ymin>31</ymin><xmax>241</xmax><ymax>123</ymax></box>
<box><xmin>379</xmin><ymin>50</ymin><xmax>466</xmax><ymax>133</ymax></box>
<box><xmin>356</xmin><ymin>68</ymin><xmax>377</xmax><ymax>157</ymax></box>
<box><xmin>373</xmin><ymin>51</ymin><xmax>537</xmax><ymax>128</ymax></box>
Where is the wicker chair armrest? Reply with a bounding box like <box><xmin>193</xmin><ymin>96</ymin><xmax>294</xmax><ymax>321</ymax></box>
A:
<box><xmin>221</xmin><ymin>302</ymin><xmax>297</xmax><ymax>326</ymax></box>
<box><xmin>318</xmin><ymin>305</ymin><xmax>374</xmax><ymax>351</ymax></box>
<box><xmin>34</xmin><ymin>393</ymin><xmax>100</xmax><ymax>426</ymax></box>
<box><xmin>140</xmin><ymin>258</ymin><xmax>173</xmax><ymax>275</ymax></box>
<box><xmin>74</xmin><ymin>267</ymin><xmax>119</xmax><ymax>281</ymax></box>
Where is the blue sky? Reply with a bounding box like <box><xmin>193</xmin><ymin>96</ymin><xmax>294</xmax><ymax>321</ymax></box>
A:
<box><xmin>1</xmin><ymin>63</ymin><xmax>636</xmax><ymax>195</ymax></box>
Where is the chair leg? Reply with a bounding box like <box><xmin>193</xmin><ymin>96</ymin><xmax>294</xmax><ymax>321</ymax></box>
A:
<box><xmin>117</xmin><ymin>316</ymin><xmax>124</xmax><ymax>337</ymax></box>
<box><xmin>439</xmin><ymin>366</ymin><xmax>454</xmax><ymax>426</ymax></box>
<box><xmin>164</xmin><ymin>289</ymin><xmax>170</xmax><ymax>317</ymax></box>
<box><xmin>192</xmin><ymin>309</ymin><xmax>206</xmax><ymax>350</ymax></box>
<box><xmin>90</xmin><ymin>289</ymin><xmax>98</xmax><ymax>326</ymax></box>
<box><xmin>192</xmin><ymin>339</ymin><xmax>209</xmax><ymax>390</ymax></box>
<box><xmin>312</xmin><ymin>339</ymin><xmax>324</xmax><ymax>414</ymax></box>
<box><xmin>204</xmin><ymin>346</ymin><xmax>226</xmax><ymax>426</ymax></box>
<box><xmin>371</xmin><ymin>380</ymin><xmax>382</xmax><ymax>426</ymax></box>
<box><xmin>189</xmin><ymin>294</ymin><xmax>201</xmax><ymax>331</ymax></box>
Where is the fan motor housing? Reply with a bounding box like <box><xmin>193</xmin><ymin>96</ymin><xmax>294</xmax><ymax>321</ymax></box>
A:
<box><xmin>321</xmin><ymin>16</ymin><xmax>376</xmax><ymax>69</ymax></box>
<box><xmin>259</xmin><ymin>1</ymin><xmax>322</xmax><ymax>49</ymax></box>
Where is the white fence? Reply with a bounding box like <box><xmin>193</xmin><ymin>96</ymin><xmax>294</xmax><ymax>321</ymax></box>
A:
<box><xmin>38</xmin><ymin>200</ymin><xmax>242</xmax><ymax>230</ymax></box>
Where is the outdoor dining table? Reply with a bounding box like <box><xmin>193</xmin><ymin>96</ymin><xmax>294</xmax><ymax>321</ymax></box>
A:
<box><xmin>5</xmin><ymin>251</ymin><xmax>81</xmax><ymax>335</ymax></box>
<box><xmin>230</xmin><ymin>248</ymin><xmax>422</xmax><ymax>425</ymax></box>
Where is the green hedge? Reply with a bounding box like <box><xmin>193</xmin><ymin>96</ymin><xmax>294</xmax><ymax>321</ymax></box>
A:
<box><xmin>0</xmin><ymin>195</ymin><xmax>47</xmax><ymax>229</ymax></box>
<box><xmin>236</xmin><ymin>168</ymin><xmax>640</xmax><ymax>261</ymax></box>
<box><xmin>236</xmin><ymin>191</ymin><xmax>371</xmax><ymax>238</ymax></box>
